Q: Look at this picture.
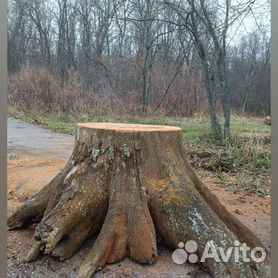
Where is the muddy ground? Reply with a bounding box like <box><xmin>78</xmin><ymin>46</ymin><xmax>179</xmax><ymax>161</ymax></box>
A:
<box><xmin>7</xmin><ymin>118</ymin><xmax>271</xmax><ymax>278</ymax></box>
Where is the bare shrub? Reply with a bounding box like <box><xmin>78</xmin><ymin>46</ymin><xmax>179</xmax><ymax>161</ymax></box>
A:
<box><xmin>8</xmin><ymin>65</ymin><xmax>60</xmax><ymax>113</ymax></box>
<box><xmin>151</xmin><ymin>65</ymin><xmax>207</xmax><ymax>117</ymax></box>
<box><xmin>8</xmin><ymin>65</ymin><xmax>143</xmax><ymax>117</ymax></box>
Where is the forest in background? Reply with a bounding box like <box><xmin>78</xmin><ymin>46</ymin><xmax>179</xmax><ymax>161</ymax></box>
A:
<box><xmin>7</xmin><ymin>0</ymin><xmax>271</xmax><ymax>140</ymax></box>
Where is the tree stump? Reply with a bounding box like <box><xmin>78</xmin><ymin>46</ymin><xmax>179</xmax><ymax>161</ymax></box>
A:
<box><xmin>8</xmin><ymin>123</ymin><xmax>268</xmax><ymax>278</ymax></box>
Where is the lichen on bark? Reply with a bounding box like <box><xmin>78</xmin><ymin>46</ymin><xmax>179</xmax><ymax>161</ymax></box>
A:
<box><xmin>8</xmin><ymin>123</ymin><xmax>269</xmax><ymax>278</ymax></box>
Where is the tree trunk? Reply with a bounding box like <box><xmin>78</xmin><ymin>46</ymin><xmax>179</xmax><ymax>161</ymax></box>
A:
<box><xmin>8</xmin><ymin>123</ymin><xmax>268</xmax><ymax>278</ymax></box>
<box><xmin>204</xmin><ymin>73</ymin><xmax>223</xmax><ymax>141</ymax></box>
<box><xmin>142</xmin><ymin>48</ymin><xmax>152</xmax><ymax>113</ymax></box>
<box><xmin>221</xmin><ymin>91</ymin><xmax>231</xmax><ymax>139</ymax></box>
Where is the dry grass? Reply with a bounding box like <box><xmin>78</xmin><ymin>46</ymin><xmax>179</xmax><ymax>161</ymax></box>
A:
<box><xmin>8</xmin><ymin>65</ymin><xmax>141</xmax><ymax>117</ymax></box>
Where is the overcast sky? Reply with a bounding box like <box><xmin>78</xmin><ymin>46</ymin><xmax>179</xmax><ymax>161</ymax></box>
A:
<box><xmin>43</xmin><ymin>0</ymin><xmax>271</xmax><ymax>47</ymax></box>
<box><xmin>228</xmin><ymin>0</ymin><xmax>271</xmax><ymax>44</ymax></box>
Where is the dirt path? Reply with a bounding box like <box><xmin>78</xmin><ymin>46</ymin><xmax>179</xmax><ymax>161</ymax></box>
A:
<box><xmin>7</xmin><ymin>118</ymin><xmax>270</xmax><ymax>278</ymax></box>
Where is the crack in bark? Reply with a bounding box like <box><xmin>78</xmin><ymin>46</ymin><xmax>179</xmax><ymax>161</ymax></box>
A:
<box><xmin>8</xmin><ymin>126</ymin><xmax>269</xmax><ymax>278</ymax></box>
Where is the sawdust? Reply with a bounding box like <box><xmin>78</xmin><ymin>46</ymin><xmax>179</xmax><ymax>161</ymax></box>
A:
<box><xmin>8</xmin><ymin>155</ymin><xmax>66</xmax><ymax>214</ymax></box>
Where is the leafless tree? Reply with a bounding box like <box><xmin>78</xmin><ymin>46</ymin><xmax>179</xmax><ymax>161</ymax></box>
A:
<box><xmin>7</xmin><ymin>0</ymin><xmax>270</xmax><ymax>124</ymax></box>
<box><xmin>229</xmin><ymin>30</ymin><xmax>270</xmax><ymax>115</ymax></box>
<box><xmin>163</xmin><ymin>0</ymin><xmax>259</xmax><ymax>140</ymax></box>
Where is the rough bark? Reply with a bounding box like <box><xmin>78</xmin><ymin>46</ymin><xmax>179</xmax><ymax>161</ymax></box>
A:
<box><xmin>8</xmin><ymin>123</ymin><xmax>268</xmax><ymax>278</ymax></box>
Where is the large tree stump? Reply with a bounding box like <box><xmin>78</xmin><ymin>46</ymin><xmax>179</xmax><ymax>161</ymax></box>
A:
<box><xmin>8</xmin><ymin>123</ymin><xmax>268</xmax><ymax>278</ymax></box>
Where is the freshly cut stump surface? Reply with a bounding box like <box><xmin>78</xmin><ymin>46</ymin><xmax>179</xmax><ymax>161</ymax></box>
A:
<box><xmin>8</xmin><ymin>123</ymin><xmax>268</xmax><ymax>278</ymax></box>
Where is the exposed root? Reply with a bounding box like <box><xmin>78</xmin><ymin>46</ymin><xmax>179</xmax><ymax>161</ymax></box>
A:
<box><xmin>177</xmin><ymin>134</ymin><xmax>265</xmax><ymax>249</ymax></box>
<box><xmin>79</xmin><ymin>153</ymin><xmax>157</xmax><ymax>278</ymax></box>
<box><xmin>8</xmin><ymin>124</ymin><xmax>268</xmax><ymax>278</ymax></box>
<box><xmin>7</xmin><ymin>158</ymin><xmax>76</xmax><ymax>230</ymax></box>
<box><xmin>126</xmin><ymin>184</ymin><xmax>157</xmax><ymax>263</ymax></box>
<box><xmin>148</xmin><ymin>184</ymin><xmax>263</xmax><ymax>278</ymax></box>
<box><xmin>8</xmin><ymin>176</ymin><xmax>57</xmax><ymax>230</ymax></box>
<box><xmin>78</xmin><ymin>209</ymin><xmax>128</xmax><ymax>278</ymax></box>
<box><xmin>25</xmin><ymin>241</ymin><xmax>44</xmax><ymax>262</ymax></box>
<box><xmin>51</xmin><ymin>219</ymin><xmax>94</xmax><ymax>260</ymax></box>
<box><xmin>31</xmin><ymin>162</ymin><xmax>109</xmax><ymax>256</ymax></box>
